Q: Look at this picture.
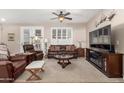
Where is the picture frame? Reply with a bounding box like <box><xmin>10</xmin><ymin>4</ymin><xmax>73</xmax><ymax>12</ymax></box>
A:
<box><xmin>8</xmin><ymin>33</ymin><xmax>15</xmax><ymax>41</ymax></box>
<box><xmin>35</xmin><ymin>29</ymin><xmax>41</xmax><ymax>36</ymax></box>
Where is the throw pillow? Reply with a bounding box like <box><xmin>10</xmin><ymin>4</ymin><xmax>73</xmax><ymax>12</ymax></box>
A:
<box><xmin>50</xmin><ymin>45</ymin><xmax>55</xmax><ymax>51</ymax></box>
<box><xmin>71</xmin><ymin>45</ymin><xmax>76</xmax><ymax>51</ymax></box>
<box><xmin>66</xmin><ymin>45</ymin><xmax>71</xmax><ymax>51</ymax></box>
<box><xmin>0</xmin><ymin>44</ymin><xmax>9</xmax><ymax>61</ymax></box>
<box><xmin>55</xmin><ymin>46</ymin><xmax>60</xmax><ymax>51</ymax></box>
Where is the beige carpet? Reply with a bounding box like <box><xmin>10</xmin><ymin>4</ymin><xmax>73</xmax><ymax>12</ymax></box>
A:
<box><xmin>14</xmin><ymin>58</ymin><xmax>124</xmax><ymax>83</ymax></box>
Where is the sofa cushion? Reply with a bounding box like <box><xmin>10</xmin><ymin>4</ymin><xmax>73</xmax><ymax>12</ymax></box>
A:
<box><xmin>66</xmin><ymin>45</ymin><xmax>75</xmax><ymax>51</ymax></box>
<box><xmin>54</xmin><ymin>46</ymin><xmax>60</xmax><ymax>51</ymax></box>
<box><xmin>23</xmin><ymin>44</ymin><xmax>35</xmax><ymax>52</ymax></box>
<box><xmin>48</xmin><ymin>51</ymin><xmax>58</xmax><ymax>55</ymax></box>
<box><xmin>66</xmin><ymin>45</ymin><xmax>71</xmax><ymax>51</ymax></box>
<box><xmin>0</xmin><ymin>61</ymin><xmax>12</xmax><ymax>65</ymax></box>
<box><xmin>10</xmin><ymin>55</ymin><xmax>26</xmax><ymax>62</ymax></box>
<box><xmin>49</xmin><ymin>45</ymin><xmax>60</xmax><ymax>51</ymax></box>
<box><xmin>12</xmin><ymin>61</ymin><xmax>26</xmax><ymax>71</ymax></box>
<box><xmin>71</xmin><ymin>45</ymin><xmax>76</xmax><ymax>51</ymax></box>
<box><xmin>49</xmin><ymin>45</ymin><xmax>55</xmax><ymax>51</ymax></box>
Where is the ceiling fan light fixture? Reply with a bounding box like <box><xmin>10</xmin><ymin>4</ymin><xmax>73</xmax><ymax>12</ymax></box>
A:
<box><xmin>59</xmin><ymin>16</ymin><xmax>64</xmax><ymax>22</ymax></box>
<box><xmin>51</xmin><ymin>11</ymin><xmax>72</xmax><ymax>22</ymax></box>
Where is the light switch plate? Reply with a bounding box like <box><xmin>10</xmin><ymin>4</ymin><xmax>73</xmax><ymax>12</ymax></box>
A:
<box><xmin>116</xmin><ymin>40</ymin><xmax>119</xmax><ymax>45</ymax></box>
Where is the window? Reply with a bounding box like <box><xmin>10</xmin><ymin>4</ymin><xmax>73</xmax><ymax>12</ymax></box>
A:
<box><xmin>62</xmin><ymin>29</ymin><xmax>66</xmax><ymax>39</ymax></box>
<box><xmin>51</xmin><ymin>27</ymin><xmax>73</xmax><ymax>45</ymax></box>
<box><xmin>24</xmin><ymin>29</ymin><xmax>30</xmax><ymax>44</ymax></box>
<box><xmin>68</xmin><ymin>29</ymin><xmax>71</xmax><ymax>39</ymax></box>
<box><xmin>52</xmin><ymin>29</ymin><xmax>56</xmax><ymax>39</ymax></box>
<box><xmin>58</xmin><ymin>29</ymin><xmax>61</xmax><ymax>39</ymax></box>
<box><xmin>20</xmin><ymin>26</ymin><xmax>44</xmax><ymax>52</ymax></box>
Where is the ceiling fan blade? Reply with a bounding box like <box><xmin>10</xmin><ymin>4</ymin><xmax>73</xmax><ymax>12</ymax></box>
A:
<box><xmin>64</xmin><ymin>17</ymin><xmax>72</xmax><ymax>20</ymax></box>
<box><xmin>52</xmin><ymin>12</ymin><xmax>59</xmax><ymax>16</ymax></box>
<box><xmin>50</xmin><ymin>17</ymin><xmax>58</xmax><ymax>20</ymax></box>
<box><xmin>64</xmin><ymin>12</ymin><xmax>70</xmax><ymax>16</ymax></box>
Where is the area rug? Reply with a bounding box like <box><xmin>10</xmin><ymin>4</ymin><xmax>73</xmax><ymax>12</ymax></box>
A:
<box><xmin>14</xmin><ymin>58</ymin><xmax>124</xmax><ymax>83</ymax></box>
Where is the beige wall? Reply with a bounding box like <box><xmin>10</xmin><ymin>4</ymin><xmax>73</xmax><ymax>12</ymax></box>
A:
<box><xmin>86</xmin><ymin>9</ymin><xmax>124</xmax><ymax>78</ymax></box>
<box><xmin>0</xmin><ymin>24</ymin><xmax>21</xmax><ymax>54</ymax></box>
<box><xmin>0</xmin><ymin>23</ymin><xmax>86</xmax><ymax>54</ymax></box>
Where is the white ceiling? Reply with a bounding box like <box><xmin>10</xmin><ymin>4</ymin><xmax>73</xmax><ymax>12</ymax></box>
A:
<box><xmin>0</xmin><ymin>9</ymin><xmax>101</xmax><ymax>24</ymax></box>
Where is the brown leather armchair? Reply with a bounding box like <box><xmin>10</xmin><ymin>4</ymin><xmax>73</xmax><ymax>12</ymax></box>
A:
<box><xmin>0</xmin><ymin>43</ymin><xmax>28</xmax><ymax>82</ymax></box>
<box><xmin>0</xmin><ymin>55</ymin><xmax>27</xmax><ymax>82</ymax></box>
<box><xmin>23</xmin><ymin>44</ymin><xmax>44</xmax><ymax>60</ymax></box>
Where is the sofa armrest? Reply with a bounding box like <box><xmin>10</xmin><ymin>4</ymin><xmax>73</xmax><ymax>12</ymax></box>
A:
<box><xmin>10</xmin><ymin>55</ymin><xmax>27</xmax><ymax>62</ymax></box>
<box><xmin>35</xmin><ymin>51</ymin><xmax>43</xmax><ymax>54</ymax></box>
<box><xmin>0</xmin><ymin>61</ymin><xmax>12</xmax><ymax>65</ymax></box>
<box><xmin>74</xmin><ymin>48</ymin><xmax>78</xmax><ymax>52</ymax></box>
<box><xmin>0</xmin><ymin>61</ymin><xmax>14</xmax><ymax>82</ymax></box>
<box><xmin>48</xmin><ymin>49</ymin><xmax>51</xmax><ymax>52</ymax></box>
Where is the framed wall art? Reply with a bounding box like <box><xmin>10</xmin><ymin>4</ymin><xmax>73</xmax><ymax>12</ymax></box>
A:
<box><xmin>8</xmin><ymin>33</ymin><xmax>15</xmax><ymax>41</ymax></box>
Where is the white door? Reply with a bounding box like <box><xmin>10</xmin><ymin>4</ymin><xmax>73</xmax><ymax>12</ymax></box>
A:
<box><xmin>20</xmin><ymin>26</ymin><xmax>44</xmax><ymax>52</ymax></box>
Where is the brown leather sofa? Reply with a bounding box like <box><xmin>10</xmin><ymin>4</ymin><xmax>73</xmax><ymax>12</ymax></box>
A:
<box><xmin>0</xmin><ymin>55</ymin><xmax>27</xmax><ymax>82</ymax></box>
<box><xmin>23</xmin><ymin>44</ymin><xmax>44</xmax><ymax>60</ymax></box>
<box><xmin>48</xmin><ymin>45</ymin><xmax>78</xmax><ymax>58</ymax></box>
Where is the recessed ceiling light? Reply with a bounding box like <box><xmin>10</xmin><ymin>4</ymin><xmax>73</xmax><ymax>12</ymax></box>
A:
<box><xmin>1</xmin><ymin>18</ymin><xmax>6</xmax><ymax>22</ymax></box>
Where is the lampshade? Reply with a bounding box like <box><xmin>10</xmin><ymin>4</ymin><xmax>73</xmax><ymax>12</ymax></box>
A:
<box><xmin>34</xmin><ymin>36</ymin><xmax>38</xmax><ymax>40</ymax></box>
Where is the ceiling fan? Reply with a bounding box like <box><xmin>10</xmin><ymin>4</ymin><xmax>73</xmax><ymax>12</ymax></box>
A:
<box><xmin>51</xmin><ymin>11</ymin><xmax>72</xmax><ymax>22</ymax></box>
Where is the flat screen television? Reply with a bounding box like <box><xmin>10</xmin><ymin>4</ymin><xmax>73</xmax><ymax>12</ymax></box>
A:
<box><xmin>89</xmin><ymin>25</ymin><xmax>115</xmax><ymax>52</ymax></box>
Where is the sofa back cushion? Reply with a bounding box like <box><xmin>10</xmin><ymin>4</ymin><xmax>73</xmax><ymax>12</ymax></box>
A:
<box><xmin>49</xmin><ymin>45</ymin><xmax>60</xmax><ymax>51</ymax></box>
<box><xmin>0</xmin><ymin>44</ymin><xmax>9</xmax><ymax>61</ymax></box>
<box><xmin>66</xmin><ymin>45</ymin><xmax>71</xmax><ymax>51</ymax></box>
<box><xmin>54</xmin><ymin>46</ymin><xmax>60</xmax><ymax>51</ymax></box>
<box><xmin>23</xmin><ymin>44</ymin><xmax>35</xmax><ymax>53</ymax></box>
<box><xmin>49</xmin><ymin>45</ymin><xmax>55</xmax><ymax>51</ymax></box>
<box><xmin>71</xmin><ymin>45</ymin><xmax>76</xmax><ymax>51</ymax></box>
<box><xmin>49</xmin><ymin>45</ymin><xmax>76</xmax><ymax>52</ymax></box>
<box><xmin>66</xmin><ymin>45</ymin><xmax>76</xmax><ymax>51</ymax></box>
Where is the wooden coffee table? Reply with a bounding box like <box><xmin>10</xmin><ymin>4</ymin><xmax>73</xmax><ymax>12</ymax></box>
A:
<box><xmin>54</xmin><ymin>54</ymin><xmax>73</xmax><ymax>68</ymax></box>
<box><xmin>25</xmin><ymin>60</ymin><xmax>45</xmax><ymax>81</ymax></box>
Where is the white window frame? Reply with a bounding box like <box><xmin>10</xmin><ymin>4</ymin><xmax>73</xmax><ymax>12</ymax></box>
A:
<box><xmin>20</xmin><ymin>26</ymin><xmax>44</xmax><ymax>52</ymax></box>
<box><xmin>51</xmin><ymin>27</ymin><xmax>73</xmax><ymax>45</ymax></box>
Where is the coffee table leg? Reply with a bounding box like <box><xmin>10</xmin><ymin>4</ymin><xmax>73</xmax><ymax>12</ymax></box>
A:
<box><xmin>67</xmin><ymin>59</ymin><xmax>71</xmax><ymax>64</ymax></box>
<box><xmin>62</xmin><ymin>66</ymin><xmax>65</xmax><ymax>68</ymax></box>
<box><xmin>62</xmin><ymin>59</ymin><xmax>66</xmax><ymax>68</ymax></box>
<box><xmin>57</xmin><ymin>59</ymin><xmax>72</xmax><ymax>68</ymax></box>
<box><xmin>26</xmin><ymin>69</ymin><xmax>41</xmax><ymax>81</ymax></box>
<box><xmin>41</xmin><ymin>68</ymin><xmax>45</xmax><ymax>72</ymax></box>
<box><xmin>27</xmin><ymin>74</ymin><xmax>34</xmax><ymax>81</ymax></box>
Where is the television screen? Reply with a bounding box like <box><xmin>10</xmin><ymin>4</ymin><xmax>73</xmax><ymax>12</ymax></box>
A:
<box><xmin>89</xmin><ymin>25</ymin><xmax>114</xmax><ymax>52</ymax></box>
